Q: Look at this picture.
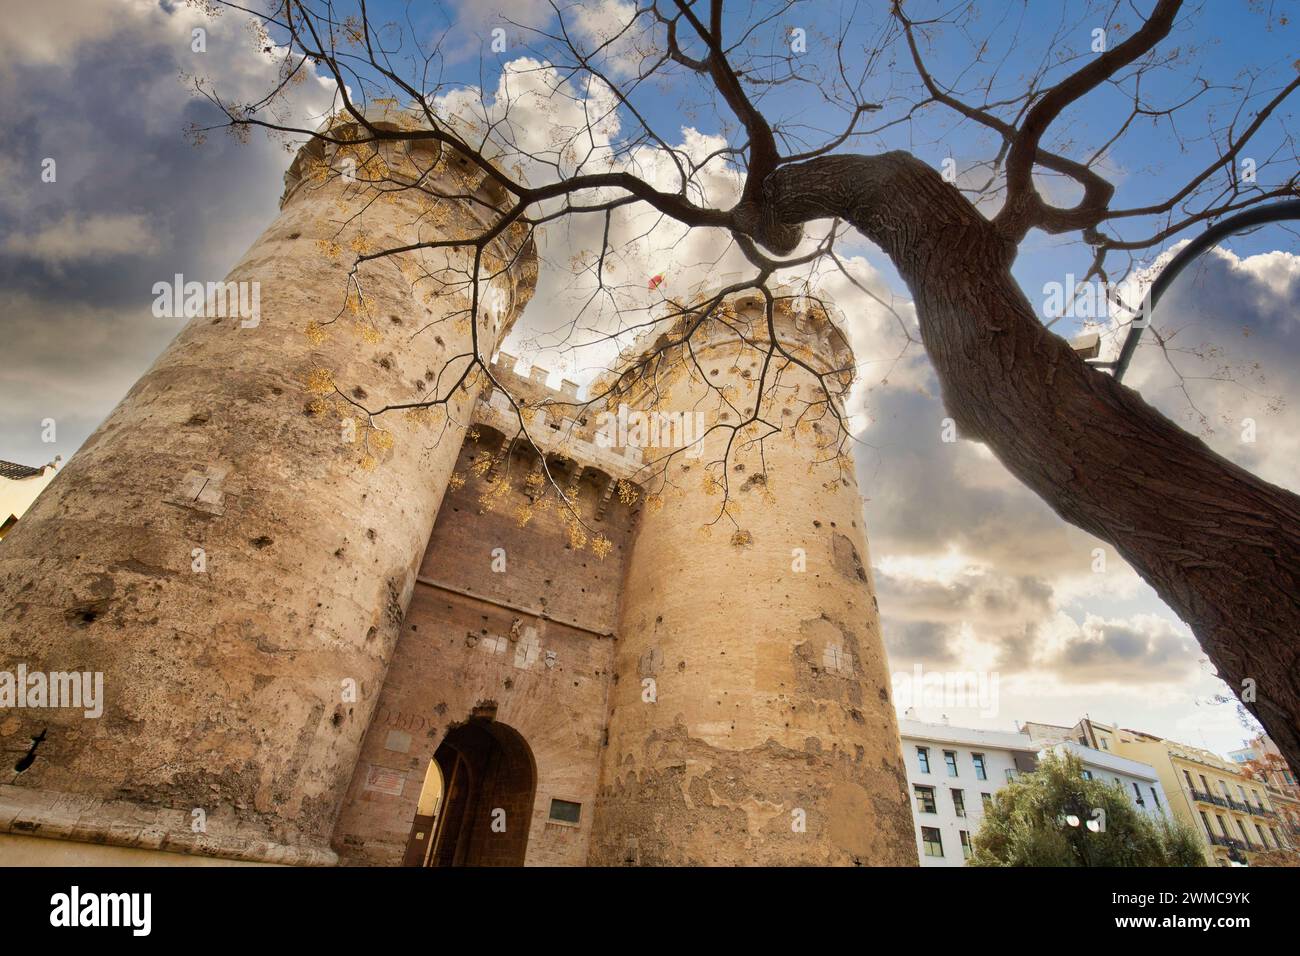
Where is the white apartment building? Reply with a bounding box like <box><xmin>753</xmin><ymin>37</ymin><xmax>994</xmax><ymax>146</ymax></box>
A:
<box><xmin>901</xmin><ymin>718</ymin><xmax>1169</xmax><ymax>866</ymax></box>
<box><xmin>899</xmin><ymin>718</ymin><xmax>1040</xmax><ymax>867</ymax></box>
<box><xmin>1042</xmin><ymin>741</ymin><xmax>1171</xmax><ymax>820</ymax></box>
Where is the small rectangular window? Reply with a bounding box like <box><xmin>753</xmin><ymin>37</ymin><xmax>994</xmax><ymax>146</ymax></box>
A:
<box><xmin>960</xmin><ymin>830</ymin><xmax>972</xmax><ymax>860</ymax></box>
<box><xmin>944</xmin><ymin>750</ymin><xmax>959</xmax><ymax>777</ymax></box>
<box><xmin>952</xmin><ymin>789</ymin><xmax>966</xmax><ymax>818</ymax></box>
<box><xmin>972</xmin><ymin>753</ymin><xmax>987</xmax><ymax>780</ymax></box>
<box><xmin>1150</xmin><ymin>787</ymin><xmax>1161</xmax><ymax>809</ymax></box>
<box><xmin>921</xmin><ymin>826</ymin><xmax>943</xmax><ymax>857</ymax></box>
<box><xmin>914</xmin><ymin>785</ymin><xmax>937</xmax><ymax>814</ymax></box>
<box><xmin>981</xmin><ymin>792</ymin><xmax>993</xmax><ymax>811</ymax></box>
<box><xmin>548</xmin><ymin>798</ymin><xmax>582</xmax><ymax>824</ymax></box>
<box><xmin>916</xmin><ymin>746</ymin><xmax>930</xmax><ymax>774</ymax></box>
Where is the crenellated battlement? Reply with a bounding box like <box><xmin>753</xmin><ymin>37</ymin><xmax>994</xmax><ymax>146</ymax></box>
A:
<box><xmin>595</xmin><ymin>284</ymin><xmax>856</xmax><ymax>404</ymax></box>
<box><xmin>473</xmin><ymin>351</ymin><xmax>646</xmax><ymax>480</ymax></box>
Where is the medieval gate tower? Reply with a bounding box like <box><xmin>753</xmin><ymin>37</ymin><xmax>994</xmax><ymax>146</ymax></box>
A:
<box><xmin>0</xmin><ymin>112</ymin><xmax>916</xmax><ymax>866</ymax></box>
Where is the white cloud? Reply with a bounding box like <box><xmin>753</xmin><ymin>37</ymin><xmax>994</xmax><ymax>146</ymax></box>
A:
<box><xmin>6</xmin><ymin>213</ymin><xmax>163</xmax><ymax>264</ymax></box>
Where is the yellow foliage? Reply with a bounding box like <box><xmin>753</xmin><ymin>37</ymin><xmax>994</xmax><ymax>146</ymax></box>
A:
<box><xmin>565</xmin><ymin>517</ymin><xmax>588</xmax><ymax>550</ymax></box>
<box><xmin>616</xmin><ymin>479</ymin><xmax>639</xmax><ymax>506</ymax></box>
<box><xmin>305</xmin><ymin>321</ymin><xmax>328</xmax><ymax>345</ymax></box>
<box><xmin>306</xmin><ymin>367</ymin><xmax>335</xmax><ymax>395</ymax></box>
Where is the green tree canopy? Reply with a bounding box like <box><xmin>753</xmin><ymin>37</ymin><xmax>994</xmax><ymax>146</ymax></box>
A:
<box><xmin>970</xmin><ymin>751</ymin><xmax>1204</xmax><ymax>867</ymax></box>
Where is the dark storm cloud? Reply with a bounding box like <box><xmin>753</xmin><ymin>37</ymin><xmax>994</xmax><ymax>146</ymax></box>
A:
<box><xmin>1051</xmin><ymin>618</ymin><xmax>1202</xmax><ymax>684</ymax></box>
<box><xmin>0</xmin><ymin>2</ymin><xmax>328</xmax><ymax>466</ymax></box>
<box><xmin>883</xmin><ymin>619</ymin><xmax>960</xmax><ymax>664</ymax></box>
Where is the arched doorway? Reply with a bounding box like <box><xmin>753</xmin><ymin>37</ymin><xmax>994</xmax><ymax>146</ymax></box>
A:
<box><xmin>411</xmin><ymin>716</ymin><xmax>537</xmax><ymax>867</ymax></box>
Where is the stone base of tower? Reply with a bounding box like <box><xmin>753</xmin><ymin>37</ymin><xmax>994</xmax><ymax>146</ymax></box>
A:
<box><xmin>0</xmin><ymin>784</ymin><xmax>335</xmax><ymax>866</ymax></box>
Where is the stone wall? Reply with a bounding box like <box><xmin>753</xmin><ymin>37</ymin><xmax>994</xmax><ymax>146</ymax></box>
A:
<box><xmin>331</xmin><ymin>425</ymin><xmax>638</xmax><ymax>865</ymax></box>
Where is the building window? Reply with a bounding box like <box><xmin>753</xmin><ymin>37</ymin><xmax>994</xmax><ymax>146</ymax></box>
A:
<box><xmin>914</xmin><ymin>785</ymin><xmax>937</xmax><ymax>815</ymax></box>
<box><xmin>1199</xmin><ymin>811</ymin><xmax>1213</xmax><ymax>836</ymax></box>
<box><xmin>944</xmin><ymin>750</ymin><xmax>959</xmax><ymax>777</ymax></box>
<box><xmin>1081</xmin><ymin>770</ymin><xmax>1093</xmax><ymax>781</ymax></box>
<box><xmin>916</xmin><ymin>746</ymin><xmax>930</xmax><ymax>774</ymax></box>
<box><xmin>1099</xmin><ymin>738</ymin><xmax>1110</xmax><ymax>750</ymax></box>
<box><xmin>921</xmin><ymin>826</ymin><xmax>943</xmax><ymax>858</ymax></box>
<box><xmin>1184</xmin><ymin>770</ymin><xmax>1195</xmax><ymax>791</ymax></box>
<box><xmin>1238</xmin><ymin>785</ymin><xmax>1248</xmax><ymax>802</ymax></box>
<box><xmin>972</xmin><ymin>753</ymin><xmax>987</xmax><ymax>780</ymax></box>
<box><xmin>1251</xmin><ymin>789</ymin><xmax>1263</xmax><ymax>808</ymax></box>
<box><xmin>1132</xmin><ymin>782</ymin><xmax>1145</xmax><ymax>806</ymax></box>
<box><xmin>548</xmin><ymin>799</ymin><xmax>582</xmax><ymax>824</ymax></box>
<box><xmin>1216</xmin><ymin>813</ymin><xmax>1228</xmax><ymax>836</ymax></box>
<box><xmin>1005</xmin><ymin>769</ymin><xmax>1017</xmax><ymax>783</ymax></box>
<box><xmin>981</xmin><ymin>792</ymin><xmax>993</xmax><ymax>811</ymax></box>
<box><xmin>1150</xmin><ymin>787</ymin><xmax>1161</xmax><ymax>809</ymax></box>
<box><xmin>952</xmin><ymin>789</ymin><xmax>966</xmax><ymax>818</ymax></box>
<box><xmin>960</xmin><ymin>830</ymin><xmax>972</xmax><ymax>860</ymax></box>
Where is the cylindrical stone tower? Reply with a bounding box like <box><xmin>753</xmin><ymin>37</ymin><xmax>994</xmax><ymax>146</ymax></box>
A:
<box><xmin>0</xmin><ymin>107</ymin><xmax>535</xmax><ymax>864</ymax></box>
<box><xmin>589</xmin><ymin>291</ymin><xmax>915</xmax><ymax>865</ymax></box>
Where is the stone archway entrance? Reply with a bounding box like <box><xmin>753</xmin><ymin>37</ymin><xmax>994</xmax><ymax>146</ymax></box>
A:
<box><xmin>415</xmin><ymin>715</ymin><xmax>537</xmax><ymax>867</ymax></box>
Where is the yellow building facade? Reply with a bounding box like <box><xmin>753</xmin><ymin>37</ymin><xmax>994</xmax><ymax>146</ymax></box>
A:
<box><xmin>1095</xmin><ymin>724</ymin><xmax>1288</xmax><ymax>866</ymax></box>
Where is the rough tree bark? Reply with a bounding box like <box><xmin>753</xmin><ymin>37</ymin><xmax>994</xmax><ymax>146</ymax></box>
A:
<box><xmin>746</xmin><ymin>150</ymin><xmax>1300</xmax><ymax>774</ymax></box>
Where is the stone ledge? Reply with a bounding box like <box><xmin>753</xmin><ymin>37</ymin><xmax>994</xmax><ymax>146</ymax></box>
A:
<box><xmin>0</xmin><ymin>784</ymin><xmax>337</xmax><ymax>867</ymax></box>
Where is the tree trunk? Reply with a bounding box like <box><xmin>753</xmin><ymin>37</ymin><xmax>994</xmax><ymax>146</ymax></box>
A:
<box><xmin>760</xmin><ymin>151</ymin><xmax>1300</xmax><ymax>775</ymax></box>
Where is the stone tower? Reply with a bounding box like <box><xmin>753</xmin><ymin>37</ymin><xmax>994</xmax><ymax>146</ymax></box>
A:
<box><xmin>0</xmin><ymin>109</ymin><xmax>536</xmax><ymax>864</ymax></box>
<box><xmin>586</xmin><ymin>293</ymin><xmax>916</xmax><ymax>865</ymax></box>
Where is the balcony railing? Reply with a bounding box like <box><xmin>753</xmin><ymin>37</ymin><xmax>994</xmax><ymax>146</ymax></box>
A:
<box><xmin>1248</xmin><ymin>804</ymin><xmax>1275</xmax><ymax>818</ymax></box>
<box><xmin>1207</xmin><ymin>833</ymin><xmax>1246</xmax><ymax>850</ymax></box>
<box><xmin>1190</xmin><ymin>789</ymin><xmax>1228</xmax><ymax>808</ymax></box>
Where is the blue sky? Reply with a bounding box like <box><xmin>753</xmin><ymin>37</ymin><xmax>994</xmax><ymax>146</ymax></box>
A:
<box><xmin>2</xmin><ymin>0</ymin><xmax>1297</xmax><ymax>754</ymax></box>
